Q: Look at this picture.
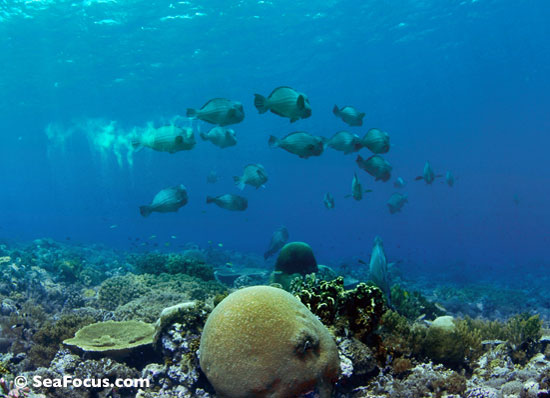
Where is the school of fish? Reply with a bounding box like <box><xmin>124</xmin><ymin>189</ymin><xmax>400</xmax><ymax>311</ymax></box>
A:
<box><xmin>135</xmin><ymin>85</ymin><xmax>455</xmax><ymax>228</ymax></box>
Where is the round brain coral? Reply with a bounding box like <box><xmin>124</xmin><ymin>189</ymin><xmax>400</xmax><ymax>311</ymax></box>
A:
<box><xmin>275</xmin><ymin>241</ymin><xmax>318</xmax><ymax>275</ymax></box>
<box><xmin>199</xmin><ymin>285</ymin><xmax>340</xmax><ymax>398</ymax></box>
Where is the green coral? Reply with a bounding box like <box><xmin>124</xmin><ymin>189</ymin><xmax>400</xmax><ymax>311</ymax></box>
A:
<box><xmin>379</xmin><ymin>312</ymin><xmax>541</xmax><ymax>369</ymax></box>
<box><xmin>275</xmin><ymin>242</ymin><xmax>317</xmax><ymax>275</ymax></box>
<box><xmin>29</xmin><ymin>314</ymin><xmax>95</xmax><ymax>369</ymax></box>
<box><xmin>390</xmin><ymin>285</ymin><xmax>445</xmax><ymax>320</ymax></box>
<box><xmin>291</xmin><ymin>275</ymin><xmax>385</xmax><ymax>340</ymax></box>
<box><xmin>97</xmin><ymin>274</ymin><xmax>149</xmax><ymax>310</ymax></box>
<box><xmin>128</xmin><ymin>251</ymin><xmax>214</xmax><ymax>281</ymax></box>
<box><xmin>98</xmin><ymin>273</ymin><xmax>227</xmax><ymax>316</ymax></box>
<box><xmin>423</xmin><ymin>316</ymin><xmax>482</xmax><ymax>369</ymax></box>
<box><xmin>64</xmin><ymin>320</ymin><xmax>155</xmax><ymax>356</ymax></box>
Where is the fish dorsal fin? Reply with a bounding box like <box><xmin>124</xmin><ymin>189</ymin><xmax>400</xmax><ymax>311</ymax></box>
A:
<box><xmin>201</xmin><ymin>98</ymin><xmax>230</xmax><ymax>109</ymax></box>
<box><xmin>269</xmin><ymin>86</ymin><xmax>294</xmax><ymax>97</ymax></box>
<box><xmin>297</xmin><ymin>95</ymin><xmax>305</xmax><ymax>110</ymax></box>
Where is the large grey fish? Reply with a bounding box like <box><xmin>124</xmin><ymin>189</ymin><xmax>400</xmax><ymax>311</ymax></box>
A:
<box><xmin>268</xmin><ymin>131</ymin><xmax>324</xmax><ymax>158</ymax></box>
<box><xmin>387</xmin><ymin>192</ymin><xmax>408</xmax><ymax>214</ymax></box>
<box><xmin>139</xmin><ymin>185</ymin><xmax>188</xmax><ymax>217</ymax></box>
<box><xmin>254</xmin><ymin>86</ymin><xmax>312</xmax><ymax>123</ymax></box>
<box><xmin>326</xmin><ymin>131</ymin><xmax>363</xmax><ymax>154</ymax></box>
<box><xmin>187</xmin><ymin>98</ymin><xmax>244</xmax><ymax>126</ymax></box>
<box><xmin>233</xmin><ymin>163</ymin><xmax>268</xmax><ymax>190</ymax></box>
<box><xmin>361</xmin><ymin>128</ymin><xmax>390</xmax><ymax>154</ymax></box>
<box><xmin>132</xmin><ymin>125</ymin><xmax>195</xmax><ymax>153</ymax></box>
<box><xmin>323</xmin><ymin>192</ymin><xmax>335</xmax><ymax>209</ymax></box>
<box><xmin>263</xmin><ymin>226</ymin><xmax>289</xmax><ymax>259</ymax></box>
<box><xmin>206</xmin><ymin>194</ymin><xmax>248</xmax><ymax>211</ymax></box>
<box><xmin>415</xmin><ymin>161</ymin><xmax>442</xmax><ymax>184</ymax></box>
<box><xmin>332</xmin><ymin>105</ymin><xmax>365</xmax><ymax>126</ymax></box>
<box><xmin>200</xmin><ymin>126</ymin><xmax>237</xmax><ymax>148</ymax></box>
<box><xmin>356</xmin><ymin>154</ymin><xmax>392</xmax><ymax>182</ymax></box>
<box><xmin>445</xmin><ymin>171</ymin><xmax>455</xmax><ymax>187</ymax></box>
<box><xmin>368</xmin><ymin>236</ymin><xmax>391</xmax><ymax>305</ymax></box>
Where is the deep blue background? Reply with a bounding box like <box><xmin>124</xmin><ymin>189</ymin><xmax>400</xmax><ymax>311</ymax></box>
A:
<box><xmin>0</xmin><ymin>0</ymin><xmax>549</xmax><ymax>279</ymax></box>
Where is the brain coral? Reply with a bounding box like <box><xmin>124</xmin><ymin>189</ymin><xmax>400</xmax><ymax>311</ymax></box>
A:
<box><xmin>199</xmin><ymin>285</ymin><xmax>340</xmax><ymax>398</ymax></box>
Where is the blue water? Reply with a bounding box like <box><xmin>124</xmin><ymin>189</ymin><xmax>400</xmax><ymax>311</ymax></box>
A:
<box><xmin>0</xmin><ymin>0</ymin><xmax>548</xmax><ymax>280</ymax></box>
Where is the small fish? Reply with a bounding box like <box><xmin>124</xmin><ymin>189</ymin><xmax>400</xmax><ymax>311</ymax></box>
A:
<box><xmin>206</xmin><ymin>170</ymin><xmax>219</xmax><ymax>184</ymax></box>
<box><xmin>233</xmin><ymin>164</ymin><xmax>268</xmax><ymax>190</ymax></box>
<box><xmin>268</xmin><ymin>131</ymin><xmax>324</xmax><ymax>158</ymax></box>
<box><xmin>345</xmin><ymin>173</ymin><xmax>373</xmax><ymax>201</ymax></box>
<box><xmin>254</xmin><ymin>86</ymin><xmax>311</xmax><ymax>123</ymax></box>
<box><xmin>206</xmin><ymin>194</ymin><xmax>248</xmax><ymax>211</ymax></box>
<box><xmin>132</xmin><ymin>125</ymin><xmax>196</xmax><ymax>153</ymax></box>
<box><xmin>445</xmin><ymin>171</ymin><xmax>455</xmax><ymax>187</ymax></box>
<box><xmin>415</xmin><ymin>161</ymin><xmax>442</xmax><ymax>184</ymax></box>
<box><xmin>326</xmin><ymin>131</ymin><xmax>363</xmax><ymax>154</ymax></box>
<box><xmin>139</xmin><ymin>185</ymin><xmax>188</xmax><ymax>217</ymax></box>
<box><xmin>358</xmin><ymin>259</ymin><xmax>367</xmax><ymax>265</ymax></box>
<box><xmin>332</xmin><ymin>105</ymin><xmax>365</xmax><ymax>126</ymax></box>
<box><xmin>149</xmin><ymin>235</ymin><xmax>157</xmax><ymax>239</ymax></box>
<box><xmin>200</xmin><ymin>126</ymin><xmax>237</xmax><ymax>148</ymax></box>
<box><xmin>225</xmin><ymin>262</ymin><xmax>233</xmax><ymax>267</ymax></box>
<box><xmin>170</xmin><ymin>235</ymin><xmax>177</xmax><ymax>239</ymax></box>
<box><xmin>393</xmin><ymin>177</ymin><xmax>406</xmax><ymax>189</ymax></box>
<box><xmin>387</xmin><ymin>192</ymin><xmax>408</xmax><ymax>214</ymax></box>
<box><xmin>218</xmin><ymin>243</ymin><xmax>224</xmax><ymax>247</ymax></box>
<box><xmin>356</xmin><ymin>154</ymin><xmax>392</xmax><ymax>182</ymax></box>
<box><xmin>109</xmin><ymin>224</ymin><xmax>118</xmax><ymax>229</ymax></box>
<box><xmin>361</xmin><ymin>128</ymin><xmax>390</xmax><ymax>154</ymax></box>
<box><xmin>264</xmin><ymin>226</ymin><xmax>289</xmax><ymax>259</ymax></box>
<box><xmin>187</xmin><ymin>98</ymin><xmax>244</xmax><ymax>126</ymax></box>
<box><xmin>323</xmin><ymin>192</ymin><xmax>335</xmax><ymax>209</ymax></box>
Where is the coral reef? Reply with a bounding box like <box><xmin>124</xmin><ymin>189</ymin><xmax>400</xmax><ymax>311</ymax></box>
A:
<box><xmin>28</xmin><ymin>314</ymin><xmax>95</xmax><ymax>369</ymax></box>
<box><xmin>0</xmin><ymin>239</ymin><xmax>548</xmax><ymax>398</ymax></box>
<box><xmin>128</xmin><ymin>252</ymin><xmax>214</xmax><ymax>281</ymax></box>
<box><xmin>291</xmin><ymin>275</ymin><xmax>385</xmax><ymax>340</ymax></box>
<box><xmin>63</xmin><ymin>320</ymin><xmax>155</xmax><ymax>357</ymax></box>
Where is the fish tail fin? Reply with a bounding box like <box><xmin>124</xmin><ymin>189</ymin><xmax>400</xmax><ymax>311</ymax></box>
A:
<box><xmin>357</xmin><ymin>113</ymin><xmax>365</xmax><ymax>126</ymax></box>
<box><xmin>199</xmin><ymin>132</ymin><xmax>208</xmax><ymax>141</ymax></box>
<box><xmin>206</xmin><ymin>196</ymin><xmax>214</xmax><ymax>204</ymax></box>
<box><xmin>268</xmin><ymin>135</ymin><xmax>279</xmax><ymax>148</ymax></box>
<box><xmin>186</xmin><ymin>108</ymin><xmax>197</xmax><ymax>118</ymax></box>
<box><xmin>233</xmin><ymin>176</ymin><xmax>245</xmax><ymax>190</ymax></box>
<box><xmin>332</xmin><ymin>105</ymin><xmax>340</xmax><ymax>116</ymax></box>
<box><xmin>254</xmin><ymin>94</ymin><xmax>268</xmax><ymax>113</ymax></box>
<box><xmin>139</xmin><ymin>205</ymin><xmax>152</xmax><ymax>217</ymax></box>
